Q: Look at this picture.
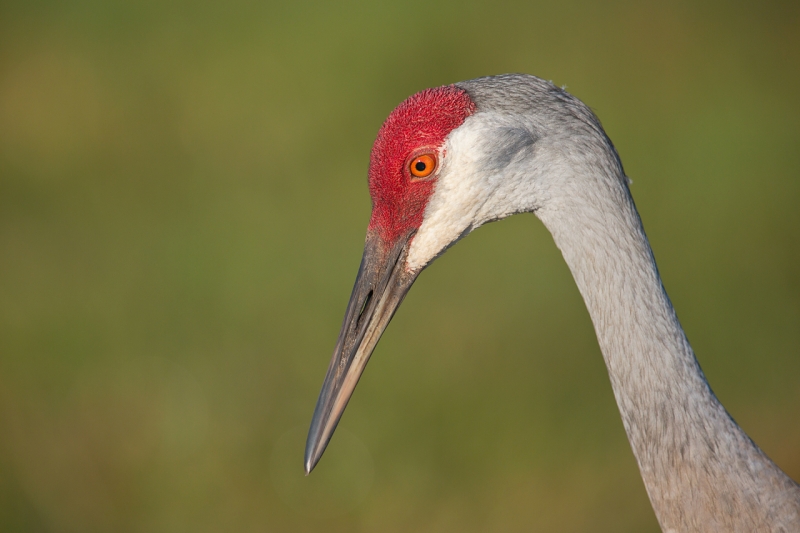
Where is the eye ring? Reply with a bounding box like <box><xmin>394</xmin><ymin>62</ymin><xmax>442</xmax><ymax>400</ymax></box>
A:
<box><xmin>409</xmin><ymin>154</ymin><xmax>436</xmax><ymax>178</ymax></box>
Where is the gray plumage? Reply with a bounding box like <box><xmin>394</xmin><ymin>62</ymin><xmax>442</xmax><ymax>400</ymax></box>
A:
<box><xmin>457</xmin><ymin>74</ymin><xmax>800</xmax><ymax>532</ymax></box>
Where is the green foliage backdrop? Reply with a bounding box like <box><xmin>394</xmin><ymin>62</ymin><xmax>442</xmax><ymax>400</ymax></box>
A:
<box><xmin>1</xmin><ymin>1</ymin><xmax>798</xmax><ymax>531</ymax></box>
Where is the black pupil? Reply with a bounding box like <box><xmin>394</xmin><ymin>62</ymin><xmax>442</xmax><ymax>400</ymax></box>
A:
<box><xmin>415</xmin><ymin>161</ymin><xmax>427</xmax><ymax>172</ymax></box>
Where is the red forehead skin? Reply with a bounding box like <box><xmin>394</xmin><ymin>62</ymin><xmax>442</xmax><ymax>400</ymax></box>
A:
<box><xmin>367</xmin><ymin>85</ymin><xmax>476</xmax><ymax>245</ymax></box>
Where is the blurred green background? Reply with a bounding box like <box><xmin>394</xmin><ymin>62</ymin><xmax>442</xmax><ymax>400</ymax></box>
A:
<box><xmin>1</xmin><ymin>1</ymin><xmax>798</xmax><ymax>531</ymax></box>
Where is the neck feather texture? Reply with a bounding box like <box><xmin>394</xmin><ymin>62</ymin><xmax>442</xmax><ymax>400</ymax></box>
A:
<box><xmin>534</xmin><ymin>165</ymin><xmax>800</xmax><ymax>532</ymax></box>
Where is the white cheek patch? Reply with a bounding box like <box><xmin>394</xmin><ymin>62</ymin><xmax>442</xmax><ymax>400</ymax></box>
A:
<box><xmin>406</xmin><ymin>114</ymin><xmax>543</xmax><ymax>271</ymax></box>
<box><xmin>406</xmin><ymin>121</ymin><xmax>488</xmax><ymax>270</ymax></box>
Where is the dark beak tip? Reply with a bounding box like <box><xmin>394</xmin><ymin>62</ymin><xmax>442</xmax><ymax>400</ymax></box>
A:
<box><xmin>304</xmin><ymin>442</ymin><xmax>315</xmax><ymax>474</ymax></box>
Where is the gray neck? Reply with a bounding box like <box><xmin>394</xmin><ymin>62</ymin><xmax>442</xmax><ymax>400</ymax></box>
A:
<box><xmin>534</xmin><ymin>166</ymin><xmax>800</xmax><ymax>532</ymax></box>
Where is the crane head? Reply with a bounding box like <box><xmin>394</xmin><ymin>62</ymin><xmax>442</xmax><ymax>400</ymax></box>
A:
<box><xmin>305</xmin><ymin>75</ymin><xmax>619</xmax><ymax>473</ymax></box>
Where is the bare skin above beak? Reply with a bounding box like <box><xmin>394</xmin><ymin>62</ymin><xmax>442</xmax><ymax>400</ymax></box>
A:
<box><xmin>305</xmin><ymin>230</ymin><xmax>418</xmax><ymax>474</ymax></box>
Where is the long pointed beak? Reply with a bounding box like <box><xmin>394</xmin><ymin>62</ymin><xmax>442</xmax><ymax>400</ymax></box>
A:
<box><xmin>305</xmin><ymin>230</ymin><xmax>418</xmax><ymax>474</ymax></box>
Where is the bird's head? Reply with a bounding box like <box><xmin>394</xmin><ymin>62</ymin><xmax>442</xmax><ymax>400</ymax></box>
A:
<box><xmin>305</xmin><ymin>74</ymin><xmax>622</xmax><ymax>473</ymax></box>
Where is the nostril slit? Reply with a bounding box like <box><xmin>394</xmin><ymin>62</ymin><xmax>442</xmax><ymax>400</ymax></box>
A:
<box><xmin>357</xmin><ymin>291</ymin><xmax>373</xmax><ymax>326</ymax></box>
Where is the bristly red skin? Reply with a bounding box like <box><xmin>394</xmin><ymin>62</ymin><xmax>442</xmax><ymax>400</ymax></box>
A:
<box><xmin>367</xmin><ymin>85</ymin><xmax>476</xmax><ymax>246</ymax></box>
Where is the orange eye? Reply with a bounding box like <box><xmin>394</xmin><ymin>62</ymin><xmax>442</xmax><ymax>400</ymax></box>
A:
<box><xmin>409</xmin><ymin>154</ymin><xmax>436</xmax><ymax>178</ymax></box>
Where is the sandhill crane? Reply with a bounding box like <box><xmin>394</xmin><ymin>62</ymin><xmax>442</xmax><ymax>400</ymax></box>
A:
<box><xmin>304</xmin><ymin>74</ymin><xmax>800</xmax><ymax>531</ymax></box>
